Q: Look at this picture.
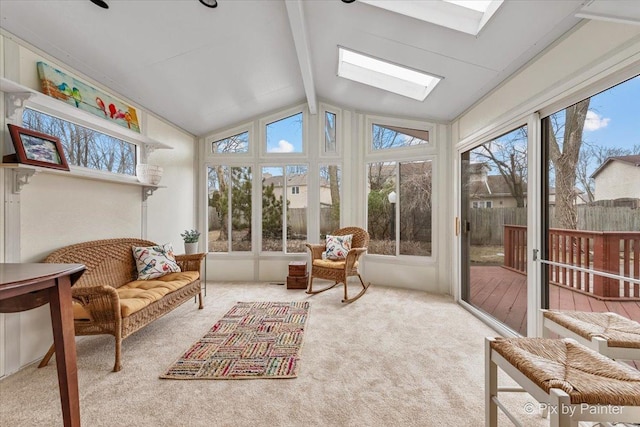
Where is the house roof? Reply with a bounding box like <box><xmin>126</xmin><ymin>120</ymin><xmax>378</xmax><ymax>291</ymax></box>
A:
<box><xmin>590</xmin><ymin>155</ymin><xmax>640</xmax><ymax>179</ymax></box>
<box><xmin>468</xmin><ymin>175</ymin><xmax>526</xmax><ymax>198</ymax></box>
<box><xmin>468</xmin><ymin>174</ymin><xmax>569</xmax><ymax>198</ymax></box>
<box><xmin>0</xmin><ymin>0</ymin><xmax>595</xmax><ymax>136</ymax></box>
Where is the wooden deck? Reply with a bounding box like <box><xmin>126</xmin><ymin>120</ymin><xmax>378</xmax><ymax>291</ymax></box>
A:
<box><xmin>469</xmin><ymin>266</ymin><xmax>640</xmax><ymax>336</ymax></box>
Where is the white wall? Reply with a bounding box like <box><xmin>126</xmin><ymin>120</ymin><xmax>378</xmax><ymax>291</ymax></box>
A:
<box><xmin>145</xmin><ymin>115</ymin><xmax>197</xmax><ymax>250</ymax></box>
<box><xmin>0</xmin><ymin>33</ymin><xmax>197</xmax><ymax>374</ymax></box>
<box><xmin>593</xmin><ymin>162</ymin><xmax>640</xmax><ymax>201</ymax></box>
<box><xmin>454</xmin><ymin>20</ymin><xmax>640</xmax><ymax>142</ymax></box>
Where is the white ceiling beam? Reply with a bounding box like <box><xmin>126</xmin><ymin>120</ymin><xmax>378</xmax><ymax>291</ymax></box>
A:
<box><xmin>575</xmin><ymin>0</ymin><xmax>640</xmax><ymax>26</ymax></box>
<box><xmin>285</xmin><ymin>0</ymin><xmax>317</xmax><ymax>115</ymax></box>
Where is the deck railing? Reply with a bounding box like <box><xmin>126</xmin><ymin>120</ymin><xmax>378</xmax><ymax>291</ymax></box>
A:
<box><xmin>503</xmin><ymin>225</ymin><xmax>640</xmax><ymax>298</ymax></box>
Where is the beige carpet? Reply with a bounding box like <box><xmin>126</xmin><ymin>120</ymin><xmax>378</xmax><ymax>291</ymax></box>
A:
<box><xmin>0</xmin><ymin>282</ymin><xmax>549</xmax><ymax>426</ymax></box>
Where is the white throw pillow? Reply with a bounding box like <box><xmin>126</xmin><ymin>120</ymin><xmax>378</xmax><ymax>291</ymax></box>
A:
<box><xmin>132</xmin><ymin>243</ymin><xmax>181</xmax><ymax>280</ymax></box>
<box><xmin>325</xmin><ymin>234</ymin><xmax>353</xmax><ymax>260</ymax></box>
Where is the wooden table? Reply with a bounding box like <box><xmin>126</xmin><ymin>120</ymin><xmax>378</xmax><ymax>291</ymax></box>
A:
<box><xmin>0</xmin><ymin>263</ymin><xmax>86</xmax><ymax>427</ymax></box>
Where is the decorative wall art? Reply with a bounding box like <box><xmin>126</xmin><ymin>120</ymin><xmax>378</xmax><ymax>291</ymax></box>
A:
<box><xmin>7</xmin><ymin>124</ymin><xmax>70</xmax><ymax>170</ymax></box>
<box><xmin>36</xmin><ymin>61</ymin><xmax>141</xmax><ymax>133</ymax></box>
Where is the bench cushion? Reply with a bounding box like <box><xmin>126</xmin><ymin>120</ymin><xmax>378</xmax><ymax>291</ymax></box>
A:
<box><xmin>72</xmin><ymin>271</ymin><xmax>200</xmax><ymax>319</ymax></box>
<box><xmin>490</xmin><ymin>337</ymin><xmax>640</xmax><ymax>405</ymax></box>
<box><xmin>543</xmin><ymin>310</ymin><xmax>640</xmax><ymax>349</ymax></box>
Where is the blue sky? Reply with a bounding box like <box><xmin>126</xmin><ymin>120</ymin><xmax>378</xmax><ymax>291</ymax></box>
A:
<box><xmin>266</xmin><ymin>113</ymin><xmax>303</xmax><ymax>153</ymax></box>
<box><xmin>582</xmin><ymin>74</ymin><xmax>639</xmax><ymax>150</ymax></box>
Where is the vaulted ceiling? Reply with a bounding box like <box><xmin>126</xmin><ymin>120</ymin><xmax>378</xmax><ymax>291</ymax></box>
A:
<box><xmin>0</xmin><ymin>1</ymin><xmax>635</xmax><ymax>137</ymax></box>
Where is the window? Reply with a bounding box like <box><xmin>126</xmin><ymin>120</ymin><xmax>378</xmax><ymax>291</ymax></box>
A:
<box><xmin>262</xmin><ymin>165</ymin><xmax>308</xmax><ymax>253</ymax></box>
<box><xmin>212</xmin><ymin>131</ymin><xmax>248</xmax><ymax>154</ymax></box>
<box><xmin>207</xmin><ymin>165</ymin><xmax>252</xmax><ymax>252</ymax></box>
<box><xmin>337</xmin><ymin>47</ymin><xmax>441</xmax><ymax>101</ymax></box>
<box><xmin>367</xmin><ymin>160</ymin><xmax>432</xmax><ymax>256</ymax></box>
<box><xmin>265</xmin><ymin>113</ymin><xmax>303</xmax><ymax>154</ymax></box>
<box><xmin>542</xmin><ymin>75</ymin><xmax>640</xmax><ymax>313</ymax></box>
<box><xmin>319</xmin><ymin>165</ymin><xmax>341</xmax><ymax>240</ymax></box>
<box><xmin>324</xmin><ymin>111</ymin><xmax>336</xmax><ymax>153</ymax></box>
<box><xmin>358</xmin><ymin>0</ymin><xmax>503</xmax><ymax>36</ymax></box>
<box><xmin>372</xmin><ymin>123</ymin><xmax>429</xmax><ymax>151</ymax></box>
<box><xmin>472</xmin><ymin>201</ymin><xmax>493</xmax><ymax>208</ymax></box>
<box><xmin>291</xmin><ymin>186</ymin><xmax>300</xmax><ymax>195</ymax></box>
<box><xmin>22</xmin><ymin>108</ymin><xmax>136</xmax><ymax>175</ymax></box>
<box><xmin>461</xmin><ymin>124</ymin><xmax>528</xmax><ymax>335</ymax></box>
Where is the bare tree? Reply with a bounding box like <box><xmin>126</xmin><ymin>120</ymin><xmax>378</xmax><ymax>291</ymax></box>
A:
<box><xmin>209</xmin><ymin>166</ymin><xmax>229</xmax><ymax>240</ymax></box>
<box><xmin>399</xmin><ymin>161</ymin><xmax>432</xmax><ymax>240</ymax></box>
<box><xmin>213</xmin><ymin>132</ymin><xmax>248</xmax><ymax>153</ymax></box>
<box><xmin>548</xmin><ymin>99</ymin><xmax>590</xmax><ymax>229</ymax></box>
<box><xmin>473</xmin><ymin>127</ymin><xmax>528</xmax><ymax>207</ymax></box>
<box><xmin>22</xmin><ymin>108</ymin><xmax>135</xmax><ymax>175</ymax></box>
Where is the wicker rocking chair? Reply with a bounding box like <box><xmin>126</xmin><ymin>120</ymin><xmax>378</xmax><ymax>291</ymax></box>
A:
<box><xmin>305</xmin><ymin>227</ymin><xmax>370</xmax><ymax>303</ymax></box>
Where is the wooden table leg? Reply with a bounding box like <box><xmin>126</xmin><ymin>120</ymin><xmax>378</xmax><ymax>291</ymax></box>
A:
<box><xmin>48</xmin><ymin>275</ymin><xmax>81</xmax><ymax>427</ymax></box>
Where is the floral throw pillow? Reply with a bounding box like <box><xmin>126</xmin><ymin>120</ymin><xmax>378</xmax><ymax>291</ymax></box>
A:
<box><xmin>325</xmin><ymin>234</ymin><xmax>353</xmax><ymax>260</ymax></box>
<box><xmin>132</xmin><ymin>243</ymin><xmax>181</xmax><ymax>280</ymax></box>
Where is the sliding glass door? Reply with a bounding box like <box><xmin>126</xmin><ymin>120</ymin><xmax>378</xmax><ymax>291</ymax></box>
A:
<box><xmin>541</xmin><ymin>75</ymin><xmax>640</xmax><ymax>320</ymax></box>
<box><xmin>461</xmin><ymin>126</ymin><xmax>529</xmax><ymax>335</ymax></box>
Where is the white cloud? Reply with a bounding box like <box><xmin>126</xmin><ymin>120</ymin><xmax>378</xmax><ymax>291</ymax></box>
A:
<box><xmin>270</xmin><ymin>139</ymin><xmax>295</xmax><ymax>153</ymax></box>
<box><xmin>584</xmin><ymin>110</ymin><xmax>610</xmax><ymax>131</ymax></box>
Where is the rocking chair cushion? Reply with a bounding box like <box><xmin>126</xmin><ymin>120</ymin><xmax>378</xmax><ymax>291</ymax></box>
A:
<box><xmin>313</xmin><ymin>259</ymin><xmax>359</xmax><ymax>269</ymax></box>
<box><xmin>325</xmin><ymin>234</ymin><xmax>352</xmax><ymax>260</ymax></box>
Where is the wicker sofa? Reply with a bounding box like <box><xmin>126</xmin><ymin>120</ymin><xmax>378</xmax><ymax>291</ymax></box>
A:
<box><xmin>38</xmin><ymin>238</ymin><xmax>204</xmax><ymax>372</ymax></box>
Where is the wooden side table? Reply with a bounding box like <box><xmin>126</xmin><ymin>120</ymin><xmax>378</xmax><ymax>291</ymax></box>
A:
<box><xmin>0</xmin><ymin>263</ymin><xmax>85</xmax><ymax>427</ymax></box>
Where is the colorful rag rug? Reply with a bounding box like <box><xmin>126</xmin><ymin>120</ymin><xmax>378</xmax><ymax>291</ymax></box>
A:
<box><xmin>160</xmin><ymin>301</ymin><xmax>309</xmax><ymax>380</ymax></box>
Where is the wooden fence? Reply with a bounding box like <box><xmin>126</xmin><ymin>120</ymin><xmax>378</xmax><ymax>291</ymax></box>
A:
<box><xmin>470</xmin><ymin>206</ymin><xmax>640</xmax><ymax>246</ymax></box>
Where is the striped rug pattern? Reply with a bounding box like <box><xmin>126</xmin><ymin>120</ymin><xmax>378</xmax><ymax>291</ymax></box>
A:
<box><xmin>161</xmin><ymin>301</ymin><xmax>309</xmax><ymax>379</ymax></box>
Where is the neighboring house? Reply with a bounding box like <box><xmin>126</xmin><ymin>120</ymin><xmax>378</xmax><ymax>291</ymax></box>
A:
<box><xmin>467</xmin><ymin>163</ymin><xmax>526</xmax><ymax>208</ymax></box>
<box><xmin>590</xmin><ymin>155</ymin><xmax>640</xmax><ymax>201</ymax></box>
<box><xmin>262</xmin><ymin>174</ymin><xmax>333</xmax><ymax>209</ymax></box>
<box><xmin>467</xmin><ymin>163</ymin><xmax>584</xmax><ymax>207</ymax></box>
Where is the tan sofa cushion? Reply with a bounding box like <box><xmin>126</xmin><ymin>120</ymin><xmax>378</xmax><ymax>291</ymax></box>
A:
<box><xmin>72</xmin><ymin>271</ymin><xmax>200</xmax><ymax>320</ymax></box>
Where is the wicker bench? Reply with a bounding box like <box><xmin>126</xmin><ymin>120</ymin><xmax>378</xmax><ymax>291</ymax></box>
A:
<box><xmin>541</xmin><ymin>309</ymin><xmax>640</xmax><ymax>360</ymax></box>
<box><xmin>485</xmin><ymin>337</ymin><xmax>640</xmax><ymax>426</ymax></box>
<box><xmin>37</xmin><ymin>238</ymin><xmax>204</xmax><ymax>372</ymax></box>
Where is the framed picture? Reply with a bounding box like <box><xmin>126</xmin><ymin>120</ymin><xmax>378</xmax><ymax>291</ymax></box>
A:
<box><xmin>7</xmin><ymin>124</ymin><xmax>70</xmax><ymax>171</ymax></box>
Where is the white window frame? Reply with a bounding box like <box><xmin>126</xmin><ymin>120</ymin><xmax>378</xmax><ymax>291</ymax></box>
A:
<box><xmin>365</xmin><ymin>114</ymin><xmax>437</xmax><ymax>158</ymax></box>
<box><xmin>319</xmin><ymin>102</ymin><xmax>342</xmax><ymax>158</ymax></box>
<box><xmin>21</xmin><ymin>105</ymin><xmax>140</xmax><ymax>176</ymax></box>
<box><xmin>205</xmin><ymin>163</ymin><xmax>255</xmax><ymax>254</ymax></box>
<box><xmin>204</xmin><ymin>122</ymin><xmax>255</xmax><ymax>159</ymax></box>
<box><xmin>258</xmin><ymin>163</ymin><xmax>309</xmax><ymax>255</ymax></box>
<box><xmin>364</xmin><ymin>114</ymin><xmax>438</xmax><ymax>261</ymax></box>
<box><xmin>259</xmin><ymin>104</ymin><xmax>307</xmax><ymax>158</ymax></box>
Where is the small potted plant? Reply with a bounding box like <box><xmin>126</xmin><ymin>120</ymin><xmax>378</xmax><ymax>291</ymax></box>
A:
<box><xmin>181</xmin><ymin>229</ymin><xmax>201</xmax><ymax>254</ymax></box>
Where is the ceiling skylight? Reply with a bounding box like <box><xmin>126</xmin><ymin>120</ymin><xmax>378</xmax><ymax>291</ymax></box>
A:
<box><xmin>337</xmin><ymin>47</ymin><xmax>441</xmax><ymax>101</ymax></box>
<box><xmin>358</xmin><ymin>0</ymin><xmax>504</xmax><ymax>35</ymax></box>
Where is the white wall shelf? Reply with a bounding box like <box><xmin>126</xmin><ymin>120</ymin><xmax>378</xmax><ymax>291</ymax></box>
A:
<box><xmin>0</xmin><ymin>163</ymin><xmax>165</xmax><ymax>199</ymax></box>
<box><xmin>1</xmin><ymin>77</ymin><xmax>173</xmax><ymax>161</ymax></box>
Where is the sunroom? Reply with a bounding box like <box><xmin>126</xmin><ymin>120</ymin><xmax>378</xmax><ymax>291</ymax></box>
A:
<box><xmin>1</xmin><ymin>1</ymin><xmax>639</xmax><ymax>426</ymax></box>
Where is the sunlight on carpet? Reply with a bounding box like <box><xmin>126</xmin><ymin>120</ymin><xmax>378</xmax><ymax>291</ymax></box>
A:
<box><xmin>160</xmin><ymin>301</ymin><xmax>309</xmax><ymax>380</ymax></box>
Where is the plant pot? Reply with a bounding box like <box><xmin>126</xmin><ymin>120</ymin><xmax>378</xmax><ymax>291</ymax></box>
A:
<box><xmin>184</xmin><ymin>242</ymin><xmax>199</xmax><ymax>255</ymax></box>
